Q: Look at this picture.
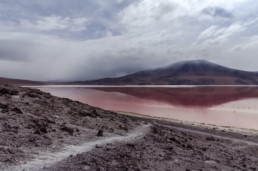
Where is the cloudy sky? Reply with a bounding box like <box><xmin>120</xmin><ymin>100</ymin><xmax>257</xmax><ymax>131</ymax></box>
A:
<box><xmin>0</xmin><ymin>0</ymin><xmax>258</xmax><ymax>81</ymax></box>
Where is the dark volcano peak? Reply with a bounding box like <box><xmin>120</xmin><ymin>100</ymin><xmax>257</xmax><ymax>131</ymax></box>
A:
<box><xmin>166</xmin><ymin>59</ymin><xmax>225</xmax><ymax>71</ymax></box>
<box><xmin>170</xmin><ymin>59</ymin><xmax>214</xmax><ymax>66</ymax></box>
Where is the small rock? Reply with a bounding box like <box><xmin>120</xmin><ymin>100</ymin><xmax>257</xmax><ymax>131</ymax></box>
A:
<box><xmin>60</xmin><ymin>125</ymin><xmax>74</xmax><ymax>135</ymax></box>
<box><xmin>206</xmin><ymin>137</ymin><xmax>216</xmax><ymax>141</ymax></box>
<box><xmin>0</xmin><ymin>103</ymin><xmax>9</xmax><ymax>113</ymax></box>
<box><xmin>201</xmin><ymin>147</ymin><xmax>208</xmax><ymax>152</ymax></box>
<box><xmin>11</xmin><ymin>107</ymin><xmax>23</xmax><ymax>114</ymax></box>
<box><xmin>34</xmin><ymin>130</ymin><xmax>41</xmax><ymax>135</ymax></box>
<box><xmin>0</xmin><ymin>88</ymin><xmax>18</xmax><ymax>95</ymax></box>
<box><xmin>187</xmin><ymin>144</ymin><xmax>193</xmax><ymax>149</ymax></box>
<box><xmin>79</xmin><ymin>111</ymin><xmax>97</xmax><ymax>118</ymax></box>
<box><xmin>126</xmin><ymin>143</ymin><xmax>135</xmax><ymax>148</ymax></box>
<box><xmin>40</xmin><ymin>127</ymin><xmax>47</xmax><ymax>134</ymax></box>
<box><xmin>152</xmin><ymin>127</ymin><xmax>159</xmax><ymax>134</ymax></box>
<box><xmin>96</xmin><ymin>145</ymin><xmax>102</xmax><ymax>148</ymax></box>
<box><xmin>97</xmin><ymin>130</ymin><xmax>103</xmax><ymax>137</ymax></box>
<box><xmin>0</xmin><ymin>103</ymin><xmax>8</xmax><ymax>110</ymax></box>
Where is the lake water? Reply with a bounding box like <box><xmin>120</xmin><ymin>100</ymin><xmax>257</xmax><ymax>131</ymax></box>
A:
<box><xmin>38</xmin><ymin>86</ymin><xmax>258</xmax><ymax>130</ymax></box>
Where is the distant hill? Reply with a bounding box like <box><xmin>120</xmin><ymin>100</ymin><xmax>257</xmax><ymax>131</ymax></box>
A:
<box><xmin>0</xmin><ymin>77</ymin><xmax>43</xmax><ymax>86</ymax></box>
<box><xmin>76</xmin><ymin>60</ymin><xmax>258</xmax><ymax>85</ymax></box>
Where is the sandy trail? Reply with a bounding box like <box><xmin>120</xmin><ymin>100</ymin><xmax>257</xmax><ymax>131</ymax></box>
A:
<box><xmin>155</xmin><ymin>123</ymin><xmax>258</xmax><ymax>146</ymax></box>
<box><xmin>5</xmin><ymin>124</ymin><xmax>151</xmax><ymax>171</ymax></box>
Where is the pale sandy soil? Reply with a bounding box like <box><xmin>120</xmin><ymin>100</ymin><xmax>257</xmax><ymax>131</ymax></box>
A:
<box><xmin>114</xmin><ymin>111</ymin><xmax>258</xmax><ymax>135</ymax></box>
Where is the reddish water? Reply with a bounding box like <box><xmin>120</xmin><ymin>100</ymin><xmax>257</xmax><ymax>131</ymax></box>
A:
<box><xmin>39</xmin><ymin>86</ymin><xmax>258</xmax><ymax>130</ymax></box>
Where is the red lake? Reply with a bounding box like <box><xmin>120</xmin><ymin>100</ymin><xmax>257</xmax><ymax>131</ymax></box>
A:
<box><xmin>38</xmin><ymin>86</ymin><xmax>258</xmax><ymax>130</ymax></box>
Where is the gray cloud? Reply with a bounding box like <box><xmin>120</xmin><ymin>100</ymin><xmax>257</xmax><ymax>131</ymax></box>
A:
<box><xmin>202</xmin><ymin>7</ymin><xmax>232</xmax><ymax>18</ymax></box>
<box><xmin>20</xmin><ymin>16</ymin><xmax>89</xmax><ymax>32</ymax></box>
<box><xmin>0</xmin><ymin>0</ymin><xmax>258</xmax><ymax>81</ymax></box>
<box><xmin>0</xmin><ymin>39</ymin><xmax>39</xmax><ymax>62</ymax></box>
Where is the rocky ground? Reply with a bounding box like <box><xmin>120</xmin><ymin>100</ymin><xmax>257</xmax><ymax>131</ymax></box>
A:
<box><xmin>0</xmin><ymin>84</ymin><xmax>142</xmax><ymax>170</ymax></box>
<box><xmin>0</xmin><ymin>84</ymin><xmax>258</xmax><ymax>171</ymax></box>
<box><xmin>43</xmin><ymin>121</ymin><xmax>258</xmax><ymax>171</ymax></box>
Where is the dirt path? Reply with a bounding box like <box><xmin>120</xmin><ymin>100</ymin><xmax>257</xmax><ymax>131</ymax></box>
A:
<box><xmin>39</xmin><ymin>122</ymin><xmax>258</xmax><ymax>171</ymax></box>
<box><xmin>4</xmin><ymin>124</ymin><xmax>151</xmax><ymax>171</ymax></box>
<box><xmin>155</xmin><ymin>123</ymin><xmax>258</xmax><ymax>146</ymax></box>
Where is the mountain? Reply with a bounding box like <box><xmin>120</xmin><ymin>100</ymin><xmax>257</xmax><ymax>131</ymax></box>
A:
<box><xmin>79</xmin><ymin>60</ymin><xmax>258</xmax><ymax>85</ymax></box>
<box><xmin>0</xmin><ymin>77</ymin><xmax>43</xmax><ymax>85</ymax></box>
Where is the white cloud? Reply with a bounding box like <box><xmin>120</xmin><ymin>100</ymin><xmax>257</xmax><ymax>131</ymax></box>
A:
<box><xmin>231</xmin><ymin>35</ymin><xmax>258</xmax><ymax>51</ymax></box>
<box><xmin>197</xmin><ymin>23</ymin><xmax>244</xmax><ymax>44</ymax></box>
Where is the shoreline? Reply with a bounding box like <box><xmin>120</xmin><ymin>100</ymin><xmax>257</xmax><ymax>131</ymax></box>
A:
<box><xmin>23</xmin><ymin>84</ymin><xmax>258</xmax><ymax>88</ymax></box>
<box><xmin>31</xmin><ymin>84</ymin><xmax>258</xmax><ymax>133</ymax></box>
<box><xmin>113</xmin><ymin>110</ymin><xmax>258</xmax><ymax>135</ymax></box>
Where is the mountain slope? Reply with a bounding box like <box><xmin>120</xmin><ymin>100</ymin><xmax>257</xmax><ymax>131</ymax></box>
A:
<box><xmin>0</xmin><ymin>77</ymin><xmax>43</xmax><ymax>85</ymax></box>
<box><xmin>79</xmin><ymin>60</ymin><xmax>258</xmax><ymax>85</ymax></box>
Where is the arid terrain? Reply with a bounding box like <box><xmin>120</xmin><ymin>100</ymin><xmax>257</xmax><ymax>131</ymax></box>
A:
<box><xmin>0</xmin><ymin>84</ymin><xmax>258</xmax><ymax>171</ymax></box>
